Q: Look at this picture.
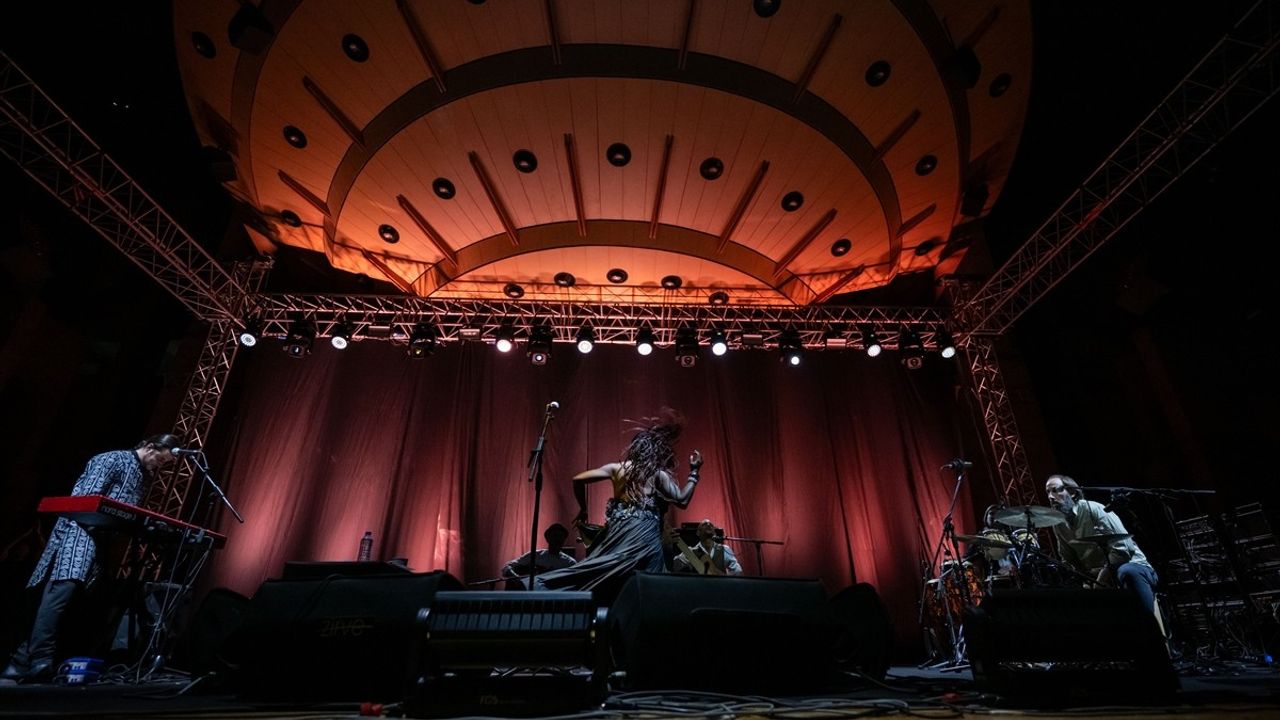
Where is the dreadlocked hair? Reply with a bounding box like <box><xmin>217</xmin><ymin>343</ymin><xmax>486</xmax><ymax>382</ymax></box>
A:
<box><xmin>620</xmin><ymin>408</ymin><xmax>685</xmax><ymax>502</ymax></box>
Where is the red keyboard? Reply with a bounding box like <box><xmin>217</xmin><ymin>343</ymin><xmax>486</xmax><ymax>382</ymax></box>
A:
<box><xmin>38</xmin><ymin>495</ymin><xmax>226</xmax><ymax>548</ymax></box>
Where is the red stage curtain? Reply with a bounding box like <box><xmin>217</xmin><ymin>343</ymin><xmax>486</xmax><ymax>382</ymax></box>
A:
<box><xmin>201</xmin><ymin>341</ymin><xmax>975</xmax><ymax>640</ymax></box>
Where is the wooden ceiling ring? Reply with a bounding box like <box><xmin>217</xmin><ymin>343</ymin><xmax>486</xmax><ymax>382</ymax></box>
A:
<box><xmin>228</xmin><ymin>0</ymin><xmax>303</xmax><ymax>209</ymax></box>
<box><xmin>216</xmin><ymin>5</ymin><xmax>975</xmax><ymax>289</ymax></box>
<box><xmin>889</xmin><ymin>0</ymin><xmax>974</xmax><ymax>189</ymax></box>
<box><xmin>403</xmin><ymin>219</ymin><xmax>825</xmax><ymax>303</ymax></box>
<box><xmin>868</xmin><ymin>0</ymin><xmax>980</xmax><ymax>288</ymax></box>
<box><xmin>320</xmin><ymin>43</ymin><xmax>908</xmax><ymax>256</ymax></box>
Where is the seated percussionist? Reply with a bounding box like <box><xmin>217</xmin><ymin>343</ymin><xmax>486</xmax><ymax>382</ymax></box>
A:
<box><xmin>500</xmin><ymin>523</ymin><xmax>577</xmax><ymax>580</ymax></box>
<box><xmin>1045</xmin><ymin>474</ymin><xmax>1158</xmax><ymax>614</ymax></box>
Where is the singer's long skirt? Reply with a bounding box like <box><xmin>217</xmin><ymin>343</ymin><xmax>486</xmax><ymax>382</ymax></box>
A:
<box><xmin>532</xmin><ymin>497</ymin><xmax>665</xmax><ymax>600</ymax></box>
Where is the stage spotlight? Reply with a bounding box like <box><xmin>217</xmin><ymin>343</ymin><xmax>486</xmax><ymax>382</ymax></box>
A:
<box><xmin>635</xmin><ymin>326</ymin><xmax>655</xmax><ymax>356</ymax></box>
<box><xmin>494</xmin><ymin>324</ymin><xmax>515</xmax><ymax>353</ymax></box>
<box><xmin>407</xmin><ymin>323</ymin><xmax>439</xmax><ymax>358</ymax></box>
<box><xmin>739</xmin><ymin>326</ymin><xmax>764</xmax><ymax>348</ymax></box>
<box><xmin>860</xmin><ymin>326</ymin><xmax>881</xmax><ymax>357</ymax></box>
<box><xmin>576</xmin><ymin>324</ymin><xmax>595</xmax><ymax>354</ymax></box>
<box><xmin>528</xmin><ymin>324</ymin><xmax>553</xmax><ymax>365</ymax></box>
<box><xmin>238</xmin><ymin>319</ymin><xmax>262</xmax><ymax>347</ymax></box>
<box><xmin>282</xmin><ymin>321</ymin><xmax>315</xmax><ymax>358</ymax></box>
<box><xmin>674</xmin><ymin>327</ymin><xmax>699</xmax><ymax>367</ymax></box>
<box><xmin>779</xmin><ymin>329</ymin><xmax>803</xmax><ymax>366</ymax></box>
<box><xmin>709</xmin><ymin>329</ymin><xmax>728</xmax><ymax>357</ymax></box>
<box><xmin>936</xmin><ymin>326</ymin><xmax>957</xmax><ymax>359</ymax></box>
<box><xmin>899</xmin><ymin>326</ymin><xmax>924</xmax><ymax>369</ymax></box>
<box><xmin>329</xmin><ymin>321</ymin><xmax>353</xmax><ymax>350</ymax></box>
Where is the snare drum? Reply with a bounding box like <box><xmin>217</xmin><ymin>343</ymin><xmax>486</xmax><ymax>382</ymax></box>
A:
<box><xmin>923</xmin><ymin>560</ymin><xmax>982</xmax><ymax>623</ymax></box>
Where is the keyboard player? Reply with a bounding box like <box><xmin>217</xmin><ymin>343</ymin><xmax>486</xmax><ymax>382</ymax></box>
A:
<box><xmin>2</xmin><ymin>433</ymin><xmax>180</xmax><ymax>684</ymax></box>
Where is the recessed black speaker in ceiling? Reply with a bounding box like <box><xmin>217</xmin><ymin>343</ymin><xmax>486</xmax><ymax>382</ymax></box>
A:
<box><xmin>432</xmin><ymin>178</ymin><xmax>456</xmax><ymax>200</ymax></box>
<box><xmin>606</xmin><ymin>143</ymin><xmax>631</xmax><ymax>167</ymax></box>
<box><xmin>342</xmin><ymin>34</ymin><xmax>369</xmax><ymax>62</ymax></box>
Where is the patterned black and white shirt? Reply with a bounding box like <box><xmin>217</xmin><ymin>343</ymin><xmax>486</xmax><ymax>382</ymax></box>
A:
<box><xmin>28</xmin><ymin>450</ymin><xmax>147</xmax><ymax>588</ymax></box>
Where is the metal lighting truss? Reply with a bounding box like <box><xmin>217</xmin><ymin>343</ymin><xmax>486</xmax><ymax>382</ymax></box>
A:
<box><xmin>948</xmin><ymin>2</ymin><xmax>1280</xmax><ymax>503</ymax></box>
<box><xmin>963</xmin><ymin>337</ymin><xmax>1036</xmax><ymax>508</ymax></box>
<box><xmin>959</xmin><ymin>0</ymin><xmax>1280</xmax><ymax>338</ymax></box>
<box><xmin>0</xmin><ymin>50</ymin><xmax>248</xmax><ymax>322</ymax></box>
<box><xmin>146</xmin><ymin>260</ymin><xmax>272</xmax><ymax>521</ymax></box>
<box><xmin>7</xmin><ymin>0</ymin><xmax>1277</xmax><ymax>517</ymax></box>
<box><xmin>252</xmin><ymin>294</ymin><xmax>949</xmax><ymax>350</ymax></box>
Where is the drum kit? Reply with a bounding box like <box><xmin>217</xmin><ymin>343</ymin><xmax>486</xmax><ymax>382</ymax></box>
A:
<box><xmin>921</xmin><ymin>503</ymin><xmax>1127</xmax><ymax>666</ymax></box>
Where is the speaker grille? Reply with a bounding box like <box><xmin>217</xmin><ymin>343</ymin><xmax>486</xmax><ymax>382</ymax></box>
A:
<box><xmin>424</xmin><ymin>591</ymin><xmax>600</xmax><ymax>669</ymax></box>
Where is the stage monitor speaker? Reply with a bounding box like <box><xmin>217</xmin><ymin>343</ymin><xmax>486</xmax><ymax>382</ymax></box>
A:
<box><xmin>235</xmin><ymin>570</ymin><xmax>462</xmax><ymax>701</ymax></box>
<box><xmin>421</xmin><ymin>591</ymin><xmax>603</xmax><ymax>670</ymax></box>
<box><xmin>609</xmin><ymin>573</ymin><xmax>834</xmax><ymax>693</ymax></box>
<box><xmin>183</xmin><ymin>587</ymin><xmax>253</xmax><ymax>677</ymax></box>
<box><xmin>964</xmin><ymin>589</ymin><xmax>1179</xmax><ymax>703</ymax></box>
<box><xmin>408</xmin><ymin>591</ymin><xmax>605</xmax><ymax>717</ymax></box>
<box><xmin>829</xmin><ymin>583</ymin><xmax>894</xmax><ymax>681</ymax></box>
<box><xmin>281</xmin><ymin>560</ymin><xmax>412</xmax><ymax>580</ymax></box>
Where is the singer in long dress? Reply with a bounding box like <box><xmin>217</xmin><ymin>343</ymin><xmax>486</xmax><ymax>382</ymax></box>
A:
<box><xmin>533</xmin><ymin>410</ymin><xmax>701</xmax><ymax>597</ymax></box>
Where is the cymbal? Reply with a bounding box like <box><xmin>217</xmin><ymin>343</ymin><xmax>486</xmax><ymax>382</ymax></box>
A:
<box><xmin>991</xmin><ymin>505</ymin><xmax>1067</xmax><ymax>528</ymax></box>
<box><xmin>955</xmin><ymin>533</ymin><xmax>1014</xmax><ymax>550</ymax></box>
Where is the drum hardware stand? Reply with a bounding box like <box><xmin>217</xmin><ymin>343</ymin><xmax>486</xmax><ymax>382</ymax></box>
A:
<box><xmin>1014</xmin><ymin>545</ymin><xmax>1103</xmax><ymax>588</ymax></box>
<box><xmin>918</xmin><ymin>460</ymin><xmax>975</xmax><ymax>671</ymax></box>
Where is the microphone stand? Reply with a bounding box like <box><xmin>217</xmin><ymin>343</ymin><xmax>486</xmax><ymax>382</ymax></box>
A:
<box><xmin>525</xmin><ymin>404</ymin><xmax>556</xmax><ymax>589</ymax></box>
<box><xmin>722</xmin><ymin>535</ymin><xmax>783</xmax><ymax>576</ymax></box>
<box><xmin>919</xmin><ymin>462</ymin><xmax>971</xmax><ymax>670</ymax></box>
<box><xmin>188</xmin><ymin>452</ymin><xmax>244</xmax><ymax>525</ymax></box>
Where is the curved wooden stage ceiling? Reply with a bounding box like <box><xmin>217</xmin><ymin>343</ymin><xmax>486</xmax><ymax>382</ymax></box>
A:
<box><xmin>175</xmin><ymin>0</ymin><xmax>1031</xmax><ymax>305</ymax></box>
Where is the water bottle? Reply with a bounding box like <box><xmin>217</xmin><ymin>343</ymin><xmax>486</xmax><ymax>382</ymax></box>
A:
<box><xmin>358</xmin><ymin>531</ymin><xmax>373</xmax><ymax>562</ymax></box>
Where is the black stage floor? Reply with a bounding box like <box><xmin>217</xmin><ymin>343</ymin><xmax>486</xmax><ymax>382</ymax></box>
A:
<box><xmin>3</xmin><ymin>663</ymin><xmax>1280</xmax><ymax>719</ymax></box>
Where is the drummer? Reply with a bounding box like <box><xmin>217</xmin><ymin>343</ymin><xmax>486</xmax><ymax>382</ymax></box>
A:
<box><xmin>1044</xmin><ymin>474</ymin><xmax>1158</xmax><ymax>614</ymax></box>
<box><xmin>970</xmin><ymin>506</ymin><xmax>1017</xmax><ymax>580</ymax></box>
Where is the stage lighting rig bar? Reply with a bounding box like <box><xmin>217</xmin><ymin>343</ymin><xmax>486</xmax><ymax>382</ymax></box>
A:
<box><xmin>253</xmin><ymin>294</ymin><xmax>948</xmax><ymax>351</ymax></box>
